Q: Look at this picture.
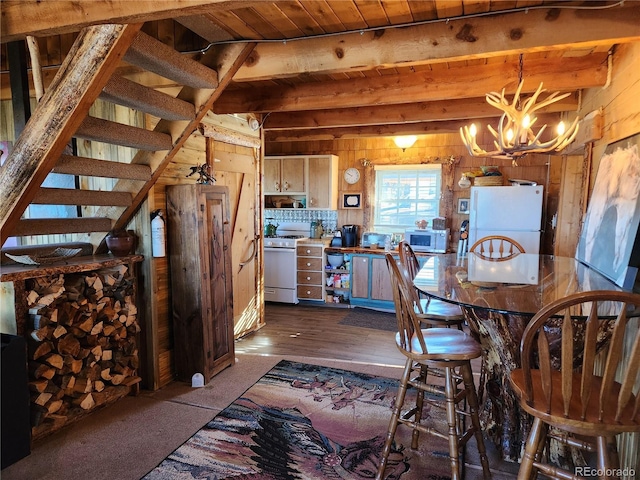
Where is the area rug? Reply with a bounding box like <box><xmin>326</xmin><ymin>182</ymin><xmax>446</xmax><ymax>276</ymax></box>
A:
<box><xmin>338</xmin><ymin>307</ymin><xmax>398</xmax><ymax>332</ymax></box>
<box><xmin>142</xmin><ymin>360</ymin><xmax>452</xmax><ymax>479</ymax></box>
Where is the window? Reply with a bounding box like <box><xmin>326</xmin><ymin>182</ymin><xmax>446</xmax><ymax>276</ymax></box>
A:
<box><xmin>373</xmin><ymin>164</ymin><xmax>441</xmax><ymax>232</ymax></box>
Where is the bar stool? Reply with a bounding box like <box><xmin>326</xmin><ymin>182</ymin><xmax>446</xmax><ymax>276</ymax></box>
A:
<box><xmin>377</xmin><ymin>254</ymin><xmax>491</xmax><ymax>480</ymax></box>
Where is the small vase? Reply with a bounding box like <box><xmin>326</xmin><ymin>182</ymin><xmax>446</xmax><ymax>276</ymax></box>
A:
<box><xmin>106</xmin><ymin>231</ymin><xmax>135</xmax><ymax>256</ymax></box>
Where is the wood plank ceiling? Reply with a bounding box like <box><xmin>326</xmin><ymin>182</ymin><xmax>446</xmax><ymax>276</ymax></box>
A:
<box><xmin>3</xmin><ymin>1</ymin><xmax>639</xmax><ymax>142</ymax></box>
<box><xmin>1</xmin><ymin>0</ymin><xmax>639</xmax><ymax>242</ymax></box>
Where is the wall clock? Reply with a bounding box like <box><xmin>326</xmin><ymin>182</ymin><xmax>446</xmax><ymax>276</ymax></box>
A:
<box><xmin>344</xmin><ymin>167</ymin><xmax>360</xmax><ymax>184</ymax></box>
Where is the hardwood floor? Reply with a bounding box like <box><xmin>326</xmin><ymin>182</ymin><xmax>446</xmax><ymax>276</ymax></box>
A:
<box><xmin>235</xmin><ymin>302</ymin><xmax>407</xmax><ymax>366</ymax></box>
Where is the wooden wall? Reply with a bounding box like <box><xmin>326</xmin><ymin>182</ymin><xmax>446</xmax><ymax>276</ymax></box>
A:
<box><xmin>266</xmin><ymin>133</ymin><xmax>556</xmax><ymax>252</ymax></box>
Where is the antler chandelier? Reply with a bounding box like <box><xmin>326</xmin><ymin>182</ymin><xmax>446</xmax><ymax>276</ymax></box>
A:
<box><xmin>460</xmin><ymin>81</ymin><xmax>579</xmax><ymax>164</ymax></box>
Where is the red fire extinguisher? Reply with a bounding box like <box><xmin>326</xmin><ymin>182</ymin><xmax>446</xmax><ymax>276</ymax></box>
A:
<box><xmin>151</xmin><ymin>210</ymin><xmax>166</xmax><ymax>257</ymax></box>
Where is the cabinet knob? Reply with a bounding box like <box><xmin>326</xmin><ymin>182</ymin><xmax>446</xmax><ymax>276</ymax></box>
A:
<box><xmin>306</xmin><ymin>249</ymin><xmax>311</xmax><ymax>254</ymax></box>
<box><xmin>284</xmin><ymin>182</ymin><xmax>290</xmax><ymax>191</ymax></box>
<box><xmin>306</xmin><ymin>262</ymin><xmax>311</xmax><ymax>266</ymax></box>
<box><xmin>306</xmin><ymin>290</ymin><xmax>311</xmax><ymax>294</ymax></box>
<box><xmin>306</xmin><ymin>276</ymin><xmax>311</xmax><ymax>280</ymax></box>
<box><xmin>275</xmin><ymin>181</ymin><xmax>280</xmax><ymax>190</ymax></box>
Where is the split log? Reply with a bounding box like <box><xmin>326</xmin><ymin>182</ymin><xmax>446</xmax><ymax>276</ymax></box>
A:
<box><xmin>57</xmin><ymin>334</ymin><xmax>81</xmax><ymax>356</ymax></box>
<box><xmin>43</xmin><ymin>353</ymin><xmax>64</xmax><ymax>369</ymax></box>
<box><xmin>46</xmin><ymin>399</ymin><xmax>63</xmax><ymax>414</ymax></box>
<box><xmin>33</xmin><ymin>392</ymin><xmax>53</xmax><ymax>406</ymax></box>
<box><xmin>29</xmin><ymin>379</ymin><xmax>49</xmax><ymax>393</ymax></box>
<box><xmin>90</xmin><ymin>321</ymin><xmax>103</xmax><ymax>335</ymax></box>
<box><xmin>93</xmin><ymin>380</ymin><xmax>105</xmax><ymax>392</ymax></box>
<box><xmin>60</xmin><ymin>375</ymin><xmax>76</xmax><ymax>391</ymax></box>
<box><xmin>31</xmin><ymin>341</ymin><xmax>53</xmax><ymax>360</ymax></box>
<box><xmin>72</xmin><ymin>393</ymin><xmax>95</xmax><ymax>410</ymax></box>
<box><xmin>29</xmin><ymin>362</ymin><xmax>55</xmax><ymax>380</ymax></box>
<box><xmin>53</xmin><ymin>324</ymin><xmax>67</xmax><ymax>338</ymax></box>
<box><xmin>73</xmin><ymin>378</ymin><xmax>92</xmax><ymax>394</ymax></box>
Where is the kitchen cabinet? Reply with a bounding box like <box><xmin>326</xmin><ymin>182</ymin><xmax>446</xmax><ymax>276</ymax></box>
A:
<box><xmin>264</xmin><ymin>155</ymin><xmax>338</xmax><ymax>208</ymax></box>
<box><xmin>307</xmin><ymin>155</ymin><xmax>339</xmax><ymax>209</ymax></box>
<box><xmin>166</xmin><ymin>185</ymin><xmax>234</xmax><ymax>384</ymax></box>
<box><xmin>296</xmin><ymin>243</ymin><xmax>324</xmax><ymax>301</ymax></box>
<box><xmin>264</xmin><ymin>156</ymin><xmax>305</xmax><ymax>194</ymax></box>
<box><xmin>350</xmin><ymin>253</ymin><xmax>395</xmax><ymax>310</ymax></box>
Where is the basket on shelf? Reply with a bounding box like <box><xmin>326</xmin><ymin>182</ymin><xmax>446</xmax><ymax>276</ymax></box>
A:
<box><xmin>473</xmin><ymin>176</ymin><xmax>503</xmax><ymax>186</ymax></box>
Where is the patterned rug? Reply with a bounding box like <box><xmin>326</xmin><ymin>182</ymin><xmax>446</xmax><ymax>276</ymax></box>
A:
<box><xmin>143</xmin><ymin>360</ymin><xmax>452</xmax><ymax>479</ymax></box>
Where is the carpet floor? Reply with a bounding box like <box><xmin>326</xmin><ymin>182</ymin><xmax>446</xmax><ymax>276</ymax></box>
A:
<box><xmin>142</xmin><ymin>359</ymin><xmax>451</xmax><ymax>479</ymax></box>
<box><xmin>338</xmin><ymin>307</ymin><xmax>397</xmax><ymax>332</ymax></box>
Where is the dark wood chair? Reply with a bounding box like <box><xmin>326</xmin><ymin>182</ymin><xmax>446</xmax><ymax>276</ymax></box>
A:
<box><xmin>469</xmin><ymin>235</ymin><xmax>525</xmax><ymax>260</ymax></box>
<box><xmin>397</xmin><ymin>241</ymin><xmax>465</xmax><ymax>329</ymax></box>
<box><xmin>509</xmin><ymin>290</ymin><xmax>640</xmax><ymax>480</ymax></box>
<box><xmin>376</xmin><ymin>254</ymin><xmax>491</xmax><ymax>480</ymax></box>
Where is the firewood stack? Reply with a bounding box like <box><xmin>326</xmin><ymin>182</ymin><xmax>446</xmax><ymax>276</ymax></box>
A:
<box><xmin>25</xmin><ymin>264</ymin><xmax>141</xmax><ymax>439</ymax></box>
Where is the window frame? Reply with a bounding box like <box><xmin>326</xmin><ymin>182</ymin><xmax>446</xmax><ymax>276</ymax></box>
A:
<box><xmin>372</xmin><ymin>164</ymin><xmax>442</xmax><ymax>233</ymax></box>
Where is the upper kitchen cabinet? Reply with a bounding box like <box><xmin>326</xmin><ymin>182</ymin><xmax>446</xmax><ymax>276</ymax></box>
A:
<box><xmin>307</xmin><ymin>155</ymin><xmax>339</xmax><ymax>209</ymax></box>
<box><xmin>264</xmin><ymin>155</ymin><xmax>339</xmax><ymax>209</ymax></box>
<box><xmin>264</xmin><ymin>157</ymin><xmax>306</xmax><ymax>195</ymax></box>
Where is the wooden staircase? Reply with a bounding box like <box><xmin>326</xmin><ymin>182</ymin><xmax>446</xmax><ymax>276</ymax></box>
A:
<box><xmin>0</xmin><ymin>23</ymin><xmax>254</xmax><ymax>249</ymax></box>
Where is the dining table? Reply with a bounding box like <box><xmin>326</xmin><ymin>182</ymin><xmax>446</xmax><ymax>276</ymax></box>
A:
<box><xmin>412</xmin><ymin>252</ymin><xmax>636</xmax><ymax>465</ymax></box>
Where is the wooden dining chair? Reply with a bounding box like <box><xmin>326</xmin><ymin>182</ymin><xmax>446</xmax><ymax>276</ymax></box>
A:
<box><xmin>397</xmin><ymin>241</ymin><xmax>466</xmax><ymax>329</ymax></box>
<box><xmin>469</xmin><ymin>235</ymin><xmax>525</xmax><ymax>260</ymax></box>
<box><xmin>509</xmin><ymin>290</ymin><xmax>640</xmax><ymax>480</ymax></box>
<box><xmin>377</xmin><ymin>254</ymin><xmax>491</xmax><ymax>480</ymax></box>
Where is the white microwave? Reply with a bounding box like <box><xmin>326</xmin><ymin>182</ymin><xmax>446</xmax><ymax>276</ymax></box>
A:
<box><xmin>405</xmin><ymin>228</ymin><xmax>449</xmax><ymax>253</ymax></box>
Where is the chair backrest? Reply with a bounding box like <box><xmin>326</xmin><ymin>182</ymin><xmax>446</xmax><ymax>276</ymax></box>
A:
<box><xmin>469</xmin><ymin>235</ymin><xmax>525</xmax><ymax>260</ymax></box>
<box><xmin>518</xmin><ymin>290</ymin><xmax>640</xmax><ymax>424</ymax></box>
<box><xmin>398</xmin><ymin>241</ymin><xmax>421</xmax><ymax>280</ymax></box>
<box><xmin>386</xmin><ymin>253</ymin><xmax>428</xmax><ymax>354</ymax></box>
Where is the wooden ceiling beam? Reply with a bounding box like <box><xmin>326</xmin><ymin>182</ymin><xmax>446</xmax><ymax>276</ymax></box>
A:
<box><xmin>232</xmin><ymin>3</ymin><xmax>640</xmax><ymax>82</ymax></box>
<box><xmin>0</xmin><ymin>0</ymin><xmax>249</xmax><ymax>43</ymax></box>
<box><xmin>264</xmin><ymin>113</ymin><xmax>562</xmax><ymax>142</ymax></box>
<box><xmin>215</xmin><ymin>53</ymin><xmax>607</xmax><ymax>114</ymax></box>
<box><xmin>262</xmin><ymin>95</ymin><xmax>579</xmax><ymax>130</ymax></box>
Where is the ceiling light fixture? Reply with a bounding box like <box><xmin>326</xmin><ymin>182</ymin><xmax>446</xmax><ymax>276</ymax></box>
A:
<box><xmin>460</xmin><ymin>81</ymin><xmax>579</xmax><ymax>165</ymax></box>
<box><xmin>393</xmin><ymin>135</ymin><xmax>418</xmax><ymax>151</ymax></box>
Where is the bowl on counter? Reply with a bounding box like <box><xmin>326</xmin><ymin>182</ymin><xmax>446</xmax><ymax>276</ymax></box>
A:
<box><xmin>369</xmin><ymin>242</ymin><xmax>379</xmax><ymax>249</ymax></box>
<box><xmin>327</xmin><ymin>253</ymin><xmax>344</xmax><ymax>268</ymax></box>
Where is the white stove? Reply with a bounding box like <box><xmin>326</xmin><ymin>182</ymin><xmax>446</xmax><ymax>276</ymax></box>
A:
<box><xmin>264</xmin><ymin>222</ymin><xmax>310</xmax><ymax>303</ymax></box>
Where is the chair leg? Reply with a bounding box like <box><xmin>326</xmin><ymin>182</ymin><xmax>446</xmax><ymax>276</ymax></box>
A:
<box><xmin>376</xmin><ymin>358</ymin><xmax>412</xmax><ymax>480</ymax></box>
<box><xmin>518</xmin><ymin>417</ymin><xmax>545</xmax><ymax>480</ymax></box>
<box><xmin>444</xmin><ymin>365</ymin><xmax>463</xmax><ymax>480</ymax></box>
<box><xmin>461</xmin><ymin>362</ymin><xmax>491</xmax><ymax>479</ymax></box>
<box><xmin>596</xmin><ymin>436</ymin><xmax>620</xmax><ymax>479</ymax></box>
<box><xmin>411</xmin><ymin>364</ymin><xmax>427</xmax><ymax>449</ymax></box>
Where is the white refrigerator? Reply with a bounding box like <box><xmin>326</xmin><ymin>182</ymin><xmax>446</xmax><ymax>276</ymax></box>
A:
<box><xmin>468</xmin><ymin>185</ymin><xmax>544</xmax><ymax>254</ymax></box>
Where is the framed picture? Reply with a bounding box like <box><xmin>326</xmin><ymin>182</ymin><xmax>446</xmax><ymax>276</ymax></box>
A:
<box><xmin>575</xmin><ymin>133</ymin><xmax>640</xmax><ymax>289</ymax></box>
<box><xmin>342</xmin><ymin>193</ymin><xmax>362</xmax><ymax>209</ymax></box>
<box><xmin>458</xmin><ymin>198</ymin><xmax>470</xmax><ymax>214</ymax></box>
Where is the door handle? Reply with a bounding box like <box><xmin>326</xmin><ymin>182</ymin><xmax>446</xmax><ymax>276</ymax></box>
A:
<box><xmin>238</xmin><ymin>236</ymin><xmax>258</xmax><ymax>273</ymax></box>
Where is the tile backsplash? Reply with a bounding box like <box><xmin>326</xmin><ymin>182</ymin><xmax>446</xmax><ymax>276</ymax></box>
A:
<box><xmin>264</xmin><ymin>209</ymin><xmax>338</xmax><ymax>233</ymax></box>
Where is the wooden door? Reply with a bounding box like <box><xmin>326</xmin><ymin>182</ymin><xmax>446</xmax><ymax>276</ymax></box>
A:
<box><xmin>351</xmin><ymin>255</ymin><xmax>370</xmax><ymax>299</ymax></box>
<box><xmin>371</xmin><ymin>256</ymin><xmax>393</xmax><ymax>301</ymax></box>
<box><xmin>207</xmin><ymin>140</ymin><xmax>262</xmax><ymax>339</ymax></box>
<box><xmin>202</xmin><ymin>188</ymin><xmax>234</xmax><ymax>375</ymax></box>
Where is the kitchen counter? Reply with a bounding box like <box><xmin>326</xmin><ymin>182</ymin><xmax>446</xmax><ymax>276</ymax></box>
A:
<box><xmin>325</xmin><ymin>246</ymin><xmax>439</xmax><ymax>256</ymax></box>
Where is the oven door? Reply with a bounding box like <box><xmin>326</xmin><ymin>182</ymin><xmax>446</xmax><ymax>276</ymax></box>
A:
<box><xmin>264</xmin><ymin>247</ymin><xmax>298</xmax><ymax>303</ymax></box>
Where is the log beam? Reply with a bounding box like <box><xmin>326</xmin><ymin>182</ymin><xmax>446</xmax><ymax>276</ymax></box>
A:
<box><xmin>215</xmin><ymin>54</ymin><xmax>608</xmax><ymax>114</ymax></box>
